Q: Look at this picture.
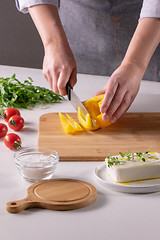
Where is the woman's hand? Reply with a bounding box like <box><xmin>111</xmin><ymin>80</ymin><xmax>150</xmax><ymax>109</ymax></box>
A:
<box><xmin>96</xmin><ymin>17</ymin><xmax>160</xmax><ymax>123</ymax></box>
<box><xmin>29</xmin><ymin>4</ymin><xmax>77</xmax><ymax>96</ymax></box>
<box><xmin>96</xmin><ymin>63</ymin><xmax>143</xmax><ymax>123</ymax></box>
<box><xmin>43</xmin><ymin>41</ymin><xmax>77</xmax><ymax>95</ymax></box>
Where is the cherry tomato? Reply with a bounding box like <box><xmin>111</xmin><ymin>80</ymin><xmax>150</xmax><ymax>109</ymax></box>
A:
<box><xmin>4</xmin><ymin>133</ymin><xmax>21</xmax><ymax>150</ymax></box>
<box><xmin>0</xmin><ymin>123</ymin><xmax>8</xmax><ymax>138</ymax></box>
<box><xmin>8</xmin><ymin>115</ymin><xmax>24</xmax><ymax>131</ymax></box>
<box><xmin>3</xmin><ymin>108</ymin><xmax>20</xmax><ymax>122</ymax></box>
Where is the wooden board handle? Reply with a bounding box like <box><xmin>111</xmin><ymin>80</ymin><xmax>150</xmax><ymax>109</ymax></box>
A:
<box><xmin>6</xmin><ymin>198</ymin><xmax>33</xmax><ymax>213</ymax></box>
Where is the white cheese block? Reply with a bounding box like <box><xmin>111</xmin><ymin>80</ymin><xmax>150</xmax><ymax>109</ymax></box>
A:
<box><xmin>105</xmin><ymin>152</ymin><xmax>160</xmax><ymax>182</ymax></box>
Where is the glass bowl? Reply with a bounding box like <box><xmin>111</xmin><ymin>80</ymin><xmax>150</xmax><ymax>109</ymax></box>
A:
<box><xmin>14</xmin><ymin>147</ymin><xmax>59</xmax><ymax>182</ymax></box>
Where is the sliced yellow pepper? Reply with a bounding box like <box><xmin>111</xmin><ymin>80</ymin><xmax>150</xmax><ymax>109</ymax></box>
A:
<box><xmin>77</xmin><ymin>106</ymin><xmax>100</xmax><ymax>130</ymax></box>
<box><xmin>59</xmin><ymin>94</ymin><xmax>111</xmax><ymax>134</ymax></box>
<box><xmin>59</xmin><ymin>112</ymin><xmax>83</xmax><ymax>134</ymax></box>
<box><xmin>66</xmin><ymin>114</ymin><xmax>83</xmax><ymax>132</ymax></box>
<box><xmin>82</xmin><ymin>94</ymin><xmax>111</xmax><ymax>129</ymax></box>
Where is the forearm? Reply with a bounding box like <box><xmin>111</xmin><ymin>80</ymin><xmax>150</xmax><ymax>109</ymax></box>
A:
<box><xmin>100</xmin><ymin>18</ymin><xmax>160</xmax><ymax>123</ymax></box>
<box><xmin>28</xmin><ymin>4</ymin><xmax>77</xmax><ymax>95</ymax></box>
<box><xmin>122</xmin><ymin>18</ymin><xmax>160</xmax><ymax>72</ymax></box>
<box><xmin>28</xmin><ymin>4</ymin><xmax>68</xmax><ymax>48</ymax></box>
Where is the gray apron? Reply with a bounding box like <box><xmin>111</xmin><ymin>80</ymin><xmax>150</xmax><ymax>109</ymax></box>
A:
<box><xmin>59</xmin><ymin>0</ymin><xmax>160</xmax><ymax>81</ymax></box>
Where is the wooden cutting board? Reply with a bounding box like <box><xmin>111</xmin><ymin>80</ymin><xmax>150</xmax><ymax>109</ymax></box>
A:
<box><xmin>38</xmin><ymin>113</ymin><xmax>160</xmax><ymax>161</ymax></box>
<box><xmin>6</xmin><ymin>179</ymin><xmax>97</xmax><ymax>213</ymax></box>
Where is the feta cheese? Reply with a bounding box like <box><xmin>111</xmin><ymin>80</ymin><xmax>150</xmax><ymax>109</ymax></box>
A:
<box><xmin>105</xmin><ymin>152</ymin><xmax>160</xmax><ymax>182</ymax></box>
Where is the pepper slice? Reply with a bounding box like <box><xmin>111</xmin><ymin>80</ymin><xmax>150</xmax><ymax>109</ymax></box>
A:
<box><xmin>59</xmin><ymin>112</ymin><xmax>83</xmax><ymax>134</ymax></box>
<box><xmin>66</xmin><ymin>114</ymin><xmax>83</xmax><ymax>132</ymax></box>
<box><xmin>77</xmin><ymin>106</ymin><xmax>100</xmax><ymax>130</ymax></box>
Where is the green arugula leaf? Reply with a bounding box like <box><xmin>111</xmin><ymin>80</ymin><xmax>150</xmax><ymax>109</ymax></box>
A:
<box><xmin>0</xmin><ymin>75</ymin><xmax>64</xmax><ymax>109</ymax></box>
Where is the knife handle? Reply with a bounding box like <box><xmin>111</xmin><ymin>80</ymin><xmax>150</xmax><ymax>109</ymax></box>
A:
<box><xmin>66</xmin><ymin>82</ymin><xmax>73</xmax><ymax>101</ymax></box>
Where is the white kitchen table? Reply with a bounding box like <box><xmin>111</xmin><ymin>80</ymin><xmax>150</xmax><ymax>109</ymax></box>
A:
<box><xmin>1</xmin><ymin>65</ymin><xmax>160</xmax><ymax>240</ymax></box>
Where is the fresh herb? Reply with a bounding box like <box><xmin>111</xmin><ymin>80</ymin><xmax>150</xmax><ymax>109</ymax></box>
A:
<box><xmin>119</xmin><ymin>152</ymin><xmax>125</xmax><ymax>158</ymax></box>
<box><xmin>136</xmin><ymin>152</ymin><xmax>143</xmax><ymax>157</ymax></box>
<box><xmin>145</xmin><ymin>146</ymin><xmax>152</xmax><ymax>154</ymax></box>
<box><xmin>106</xmin><ymin>148</ymin><xmax>157</xmax><ymax>168</ymax></box>
<box><xmin>0</xmin><ymin>74</ymin><xmax>64</xmax><ymax>109</ymax></box>
<box><xmin>108</xmin><ymin>159</ymin><xmax>121</xmax><ymax>168</ymax></box>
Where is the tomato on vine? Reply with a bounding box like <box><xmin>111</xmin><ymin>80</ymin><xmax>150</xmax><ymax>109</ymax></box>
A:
<box><xmin>4</xmin><ymin>133</ymin><xmax>21</xmax><ymax>150</ymax></box>
<box><xmin>8</xmin><ymin>115</ymin><xmax>24</xmax><ymax>131</ymax></box>
<box><xmin>2</xmin><ymin>108</ymin><xmax>20</xmax><ymax>122</ymax></box>
<box><xmin>0</xmin><ymin>123</ymin><xmax>8</xmax><ymax>138</ymax></box>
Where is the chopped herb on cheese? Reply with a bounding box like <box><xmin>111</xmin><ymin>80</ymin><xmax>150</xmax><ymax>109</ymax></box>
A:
<box><xmin>106</xmin><ymin>148</ymin><xmax>158</xmax><ymax>168</ymax></box>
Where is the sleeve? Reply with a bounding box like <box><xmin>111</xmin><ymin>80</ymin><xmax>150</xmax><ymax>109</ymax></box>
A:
<box><xmin>15</xmin><ymin>0</ymin><xmax>59</xmax><ymax>14</ymax></box>
<box><xmin>140</xmin><ymin>0</ymin><xmax>160</xmax><ymax>19</ymax></box>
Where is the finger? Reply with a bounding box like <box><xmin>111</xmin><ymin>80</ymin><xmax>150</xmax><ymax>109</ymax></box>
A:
<box><xmin>42</xmin><ymin>68</ymin><xmax>49</xmax><ymax>83</ymax></box>
<box><xmin>43</xmin><ymin>70</ymin><xmax>54</xmax><ymax>91</ymax></box>
<box><xmin>45</xmin><ymin>69</ymin><xmax>59</xmax><ymax>93</ymax></box>
<box><xmin>102</xmin><ymin>112</ymin><xmax>109</xmax><ymax>122</ymax></box>
<box><xmin>105</xmin><ymin>87</ymin><xmax>127</xmax><ymax>120</ymax></box>
<box><xmin>42</xmin><ymin>59</ymin><xmax>48</xmax><ymax>82</ymax></box>
<box><xmin>47</xmin><ymin>71</ymin><xmax>53</xmax><ymax>91</ymax></box>
<box><xmin>100</xmin><ymin>80</ymin><xmax>119</xmax><ymax>114</ymax></box>
<box><xmin>69</xmin><ymin>67</ymin><xmax>77</xmax><ymax>88</ymax></box>
<box><xmin>50</xmin><ymin>69</ymin><xmax>59</xmax><ymax>93</ymax></box>
<box><xmin>42</xmin><ymin>62</ymin><xmax>54</xmax><ymax>91</ymax></box>
<box><xmin>110</xmin><ymin>92</ymin><xmax>132</xmax><ymax>123</ymax></box>
<box><xmin>57</xmin><ymin>70</ymin><xmax>71</xmax><ymax>96</ymax></box>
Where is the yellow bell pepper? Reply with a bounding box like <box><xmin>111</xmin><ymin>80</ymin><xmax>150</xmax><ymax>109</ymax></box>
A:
<box><xmin>59</xmin><ymin>94</ymin><xmax>111</xmax><ymax>134</ymax></box>
<box><xmin>59</xmin><ymin>113</ymin><xmax>84</xmax><ymax>134</ymax></box>
<box><xmin>82</xmin><ymin>94</ymin><xmax>111</xmax><ymax>129</ymax></box>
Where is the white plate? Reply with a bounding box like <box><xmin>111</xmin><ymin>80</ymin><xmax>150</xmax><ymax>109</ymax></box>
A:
<box><xmin>94</xmin><ymin>164</ymin><xmax>160</xmax><ymax>193</ymax></box>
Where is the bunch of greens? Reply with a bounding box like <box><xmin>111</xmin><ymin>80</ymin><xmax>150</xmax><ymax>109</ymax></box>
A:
<box><xmin>0</xmin><ymin>74</ymin><xmax>64</xmax><ymax>109</ymax></box>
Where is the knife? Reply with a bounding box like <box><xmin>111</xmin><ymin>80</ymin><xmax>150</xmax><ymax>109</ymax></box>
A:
<box><xmin>66</xmin><ymin>82</ymin><xmax>96</xmax><ymax>127</ymax></box>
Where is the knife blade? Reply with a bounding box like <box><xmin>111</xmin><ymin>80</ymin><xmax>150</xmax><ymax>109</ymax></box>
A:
<box><xmin>66</xmin><ymin>82</ymin><xmax>96</xmax><ymax>127</ymax></box>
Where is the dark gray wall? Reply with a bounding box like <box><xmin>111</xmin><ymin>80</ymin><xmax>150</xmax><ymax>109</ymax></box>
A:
<box><xmin>0</xmin><ymin>0</ymin><xmax>43</xmax><ymax>68</ymax></box>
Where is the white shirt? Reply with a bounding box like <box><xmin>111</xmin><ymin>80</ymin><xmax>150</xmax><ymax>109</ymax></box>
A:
<box><xmin>16</xmin><ymin>0</ymin><xmax>160</xmax><ymax>19</ymax></box>
<box><xmin>140</xmin><ymin>0</ymin><xmax>160</xmax><ymax>19</ymax></box>
<box><xmin>15</xmin><ymin>0</ymin><xmax>59</xmax><ymax>13</ymax></box>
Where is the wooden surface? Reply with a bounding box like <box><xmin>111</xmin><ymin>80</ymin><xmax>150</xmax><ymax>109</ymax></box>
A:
<box><xmin>38</xmin><ymin>113</ymin><xmax>160</xmax><ymax>161</ymax></box>
<box><xmin>6</xmin><ymin>179</ymin><xmax>97</xmax><ymax>213</ymax></box>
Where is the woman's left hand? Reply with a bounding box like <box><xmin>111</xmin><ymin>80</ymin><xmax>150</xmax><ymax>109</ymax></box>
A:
<box><xmin>95</xmin><ymin>63</ymin><xmax>144</xmax><ymax>123</ymax></box>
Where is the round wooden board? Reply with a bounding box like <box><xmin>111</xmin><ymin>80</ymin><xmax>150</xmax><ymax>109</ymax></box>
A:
<box><xmin>6</xmin><ymin>179</ymin><xmax>97</xmax><ymax>213</ymax></box>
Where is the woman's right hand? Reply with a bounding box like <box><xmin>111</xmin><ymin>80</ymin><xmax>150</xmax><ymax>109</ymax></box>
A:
<box><xmin>28</xmin><ymin>4</ymin><xmax>77</xmax><ymax>96</ymax></box>
<box><xmin>43</xmin><ymin>41</ymin><xmax>77</xmax><ymax>96</ymax></box>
